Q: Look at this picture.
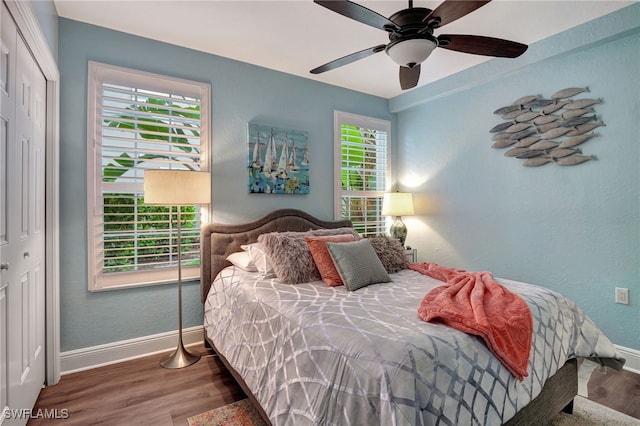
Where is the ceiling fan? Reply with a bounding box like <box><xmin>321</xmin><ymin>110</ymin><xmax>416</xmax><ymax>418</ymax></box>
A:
<box><xmin>310</xmin><ymin>0</ymin><xmax>528</xmax><ymax>90</ymax></box>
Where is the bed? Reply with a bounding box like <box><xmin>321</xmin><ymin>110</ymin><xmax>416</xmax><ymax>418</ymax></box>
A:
<box><xmin>201</xmin><ymin>209</ymin><xmax>623</xmax><ymax>425</ymax></box>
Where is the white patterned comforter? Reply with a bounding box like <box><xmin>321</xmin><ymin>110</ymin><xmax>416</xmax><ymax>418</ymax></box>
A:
<box><xmin>203</xmin><ymin>267</ymin><xmax>622</xmax><ymax>426</ymax></box>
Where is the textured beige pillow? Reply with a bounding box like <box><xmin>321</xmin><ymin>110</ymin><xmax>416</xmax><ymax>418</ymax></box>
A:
<box><xmin>367</xmin><ymin>236</ymin><xmax>409</xmax><ymax>273</ymax></box>
<box><xmin>257</xmin><ymin>231</ymin><xmax>319</xmax><ymax>283</ymax></box>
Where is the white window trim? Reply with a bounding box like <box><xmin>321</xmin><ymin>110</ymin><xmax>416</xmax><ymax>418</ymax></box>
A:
<box><xmin>333</xmin><ymin>110</ymin><xmax>391</xmax><ymax>229</ymax></box>
<box><xmin>87</xmin><ymin>61</ymin><xmax>210</xmax><ymax>291</ymax></box>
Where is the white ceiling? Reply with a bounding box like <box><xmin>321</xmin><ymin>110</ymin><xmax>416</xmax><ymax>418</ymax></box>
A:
<box><xmin>53</xmin><ymin>0</ymin><xmax>633</xmax><ymax>99</ymax></box>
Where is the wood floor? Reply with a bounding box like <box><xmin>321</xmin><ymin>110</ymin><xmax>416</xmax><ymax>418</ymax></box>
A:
<box><xmin>29</xmin><ymin>344</ymin><xmax>640</xmax><ymax>425</ymax></box>
<box><xmin>29</xmin><ymin>345</ymin><xmax>245</xmax><ymax>426</ymax></box>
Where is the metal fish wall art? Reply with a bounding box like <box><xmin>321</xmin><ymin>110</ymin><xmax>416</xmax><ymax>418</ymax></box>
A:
<box><xmin>504</xmin><ymin>147</ymin><xmax>530</xmax><ymax>157</ymax></box>
<box><xmin>492</xmin><ymin>132</ymin><xmax>513</xmax><ymax>141</ymax></box>
<box><xmin>505</xmin><ymin>122</ymin><xmax>533</xmax><ymax>133</ymax></box>
<box><xmin>529</xmin><ymin>140</ymin><xmax>559</xmax><ymax>151</ymax></box>
<box><xmin>540</xmin><ymin>126</ymin><xmax>573</xmax><ymax>140</ymax></box>
<box><xmin>521</xmin><ymin>148</ymin><xmax>583</xmax><ymax>167</ymax></box>
<box><xmin>490</xmin><ymin>121</ymin><xmax>513</xmax><ymax>133</ymax></box>
<box><xmin>491</xmin><ymin>139</ymin><xmax>518</xmax><ymax>149</ymax></box>
<box><xmin>566</xmin><ymin>122</ymin><xmax>605</xmax><ymax>136</ymax></box>
<box><xmin>502</xmin><ymin>108</ymin><xmax>531</xmax><ymax>120</ymax></box>
<box><xmin>523</xmin><ymin>157</ymin><xmax>554</xmax><ymax>167</ymax></box>
<box><xmin>564</xmin><ymin>98</ymin><xmax>602</xmax><ymax>110</ymax></box>
<box><xmin>516</xmin><ymin>150</ymin><xmax>544</xmax><ymax>159</ymax></box>
<box><xmin>493</xmin><ymin>105</ymin><xmax>521</xmax><ymax>115</ymax></box>
<box><xmin>509</xmin><ymin>129</ymin><xmax>537</xmax><ymax>140</ymax></box>
<box><xmin>559</xmin><ymin>115</ymin><xmax>597</xmax><ymax>128</ymax></box>
<box><xmin>533</xmin><ymin>114</ymin><xmax>560</xmax><ymax>125</ymax></box>
<box><xmin>515</xmin><ymin>111</ymin><xmax>541</xmax><ymax>123</ymax></box>
<box><xmin>542</xmin><ymin>101</ymin><xmax>568</xmax><ymax>115</ymax></box>
<box><xmin>514</xmin><ymin>136</ymin><xmax>541</xmax><ymax>148</ymax></box>
<box><xmin>489</xmin><ymin>87</ymin><xmax>605</xmax><ymax>167</ymax></box>
<box><xmin>551</xmin><ymin>87</ymin><xmax>589</xmax><ymax>99</ymax></box>
<box><xmin>524</xmin><ymin>98</ymin><xmax>555</xmax><ymax>108</ymax></box>
<box><xmin>536</xmin><ymin>122</ymin><xmax>561</xmax><ymax>133</ymax></box>
<box><xmin>549</xmin><ymin>148</ymin><xmax>582</xmax><ymax>159</ymax></box>
<box><xmin>510</xmin><ymin>95</ymin><xmax>540</xmax><ymax>106</ymax></box>
<box><xmin>556</xmin><ymin>155</ymin><xmax>597</xmax><ymax>166</ymax></box>
<box><xmin>557</xmin><ymin>133</ymin><xmax>596</xmax><ymax>148</ymax></box>
<box><xmin>561</xmin><ymin>108</ymin><xmax>594</xmax><ymax>119</ymax></box>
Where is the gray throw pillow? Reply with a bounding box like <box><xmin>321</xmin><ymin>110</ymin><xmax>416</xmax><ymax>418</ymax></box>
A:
<box><xmin>326</xmin><ymin>239</ymin><xmax>391</xmax><ymax>291</ymax></box>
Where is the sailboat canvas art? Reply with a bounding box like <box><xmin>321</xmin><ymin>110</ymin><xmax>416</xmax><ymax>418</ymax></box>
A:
<box><xmin>248</xmin><ymin>123</ymin><xmax>310</xmax><ymax>194</ymax></box>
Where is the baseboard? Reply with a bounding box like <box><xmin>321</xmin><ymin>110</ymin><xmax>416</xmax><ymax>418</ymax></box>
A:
<box><xmin>60</xmin><ymin>326</ymin><xmax>204</xmax><ymax>375</ymax></box>
<box><xmin>615</xmin><ymin>344</ymin><xmax>640</xmax><ymax>374</ymax></box>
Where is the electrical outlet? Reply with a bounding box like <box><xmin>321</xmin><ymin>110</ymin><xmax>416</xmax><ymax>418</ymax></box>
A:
<box><xmin>615</xmin><ymin>287</ymin><xmax>629</xmax><ymax>305</ymax></box>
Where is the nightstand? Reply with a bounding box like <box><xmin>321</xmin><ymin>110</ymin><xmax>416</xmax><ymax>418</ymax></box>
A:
<box><xmin>404</xmin><ymin>248</ymin><xmax>417</xmax><ymax>263</ymax></box>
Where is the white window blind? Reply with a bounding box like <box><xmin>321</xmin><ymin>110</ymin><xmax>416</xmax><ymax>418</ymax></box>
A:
<box><xmin>87</xmin><ymin>62</ymin><xmax>210</xmax><ymax>291</ymax></box>
<box><xmin>334</xmin><ymin>111</ymin><xmax>390</xmax><ymax>237</ymax></box>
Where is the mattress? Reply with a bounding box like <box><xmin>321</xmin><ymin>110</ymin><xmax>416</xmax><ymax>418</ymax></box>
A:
<box><xmin>204</xmin><ymin>266</ymin><xmax>621</xmax><ymax>426</ymax></box>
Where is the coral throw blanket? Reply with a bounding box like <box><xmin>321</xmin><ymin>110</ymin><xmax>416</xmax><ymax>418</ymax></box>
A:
<box><xmin>409</xmin><ymin>262</ymin><xmax>533</xmax><ymax>380</ymax></box>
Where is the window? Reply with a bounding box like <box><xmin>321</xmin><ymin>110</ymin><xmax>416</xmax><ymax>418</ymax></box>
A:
<box><xmin>87</xmin><ymin>62</ymin><xmax>210</xmax><ymax>291</ymax></box>
<box><xmin>334</xmin><ymin>111</ymin><xmax>390</xmax><ymax>237</ymax></box>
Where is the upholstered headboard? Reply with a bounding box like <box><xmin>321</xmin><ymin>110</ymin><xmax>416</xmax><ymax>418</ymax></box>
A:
<box><xmin>199</xmin><ymin>209</ymin><xmax>352</xmax><ymax>303</ymax></box>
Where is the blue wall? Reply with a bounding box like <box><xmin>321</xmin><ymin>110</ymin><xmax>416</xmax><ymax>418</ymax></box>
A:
<box><xmin>393</xmin><ymin>5</ymin><xmax>639</xmax><ymax>350</ymax></box>
<box><xmin>58</xmin><ymin>18</ymin><xmax>393</xmax><ymax>351</ymax></box>
<box><xmin>31</xmin><ymin>0</ymin><xmax>58</xmax><ymax>61</ymax></box>
<box><xmin>59</xmin><ymin>4</ymin><xmax>638</xmax><ymax>354</ymax></box>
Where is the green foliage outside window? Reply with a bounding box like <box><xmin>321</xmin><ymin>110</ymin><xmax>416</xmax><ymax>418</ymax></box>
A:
<box><xmin>103</xmin><ymin>194</ymin><xmax>198</xmax><ymax>273</ymax></box>
<box><xmin>340</xmin><ymin>124</ymin><xmax>384</xmax><ymax>236</ymax></box>
<box><xmin>102</xmin><ymin>97</ymin><xmax>202</xmax><ymax>273</ymax></box>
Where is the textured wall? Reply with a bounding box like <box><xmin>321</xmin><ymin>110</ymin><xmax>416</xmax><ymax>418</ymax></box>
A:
<box><xmin>394</xmin><ymin>6</ymin><xmax>639</xmax><ymax>350</ymax></box>
<box><xmin>58</xmin><ymin>18</ymin><xmax>393</xmax><ymax>351</ymax></box>
<box><xmin>31</xmin><ymin>0</ymin><xmax>58</xmax><ymax>61</ymax></box>
<box><xmin>56</xmin><ymin>5</ymin><xmax>639</xmax><ymax>354</ymax></box>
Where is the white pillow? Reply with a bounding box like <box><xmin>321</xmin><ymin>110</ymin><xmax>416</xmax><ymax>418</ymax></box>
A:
<box><xmin>226</xmin><ymin>251</ymin><xmax>258</xmax><ymax>272</ymax></box>
<box><xmin>241</xmin><ymin>242</ymin><xmax>274</xmax><ymax>274</ymax></box>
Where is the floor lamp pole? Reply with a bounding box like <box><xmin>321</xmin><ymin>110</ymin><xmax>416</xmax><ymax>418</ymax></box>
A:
<box><xmin>160</xmin><ymin>207</ymin><xmax>201</xmax><ymax>369</ymax></box>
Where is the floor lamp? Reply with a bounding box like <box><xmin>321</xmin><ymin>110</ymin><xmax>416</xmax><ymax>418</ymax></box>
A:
<box><xmin>144</xmin><ymin>170</ymin><xmax>211</xmax><ymax>369</ymax></box>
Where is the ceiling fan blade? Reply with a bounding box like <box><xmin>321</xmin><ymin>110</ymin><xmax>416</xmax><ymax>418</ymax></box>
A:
<box><xmin>399</xmin><ymin>65</ymin><xmax>421</xmax><ymax>90</ymax></box>
<box><xmin>424</xmin><ymin>0</ymin><xmax>491</xmax><ymax>28</ymax></box>
<box><xmin>310</xmin><ymin>44</ymin><xmax>387</xmax><ymax>74</ymax></box>
<box><xmin>438</xmin><ymin>34</ymin><xmax>527</xmax><ymax>58</ymax></box>
<box><xmin>314</xmin><ymin>0</ymin><xmax>399</xmax><ymax>31</ymax></box>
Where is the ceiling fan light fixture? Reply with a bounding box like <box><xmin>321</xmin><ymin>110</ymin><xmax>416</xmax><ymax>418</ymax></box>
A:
<box><xmin>386</xmin><ymin>36</ymin><xmax>437</xmax><ymax>68</ymax></box>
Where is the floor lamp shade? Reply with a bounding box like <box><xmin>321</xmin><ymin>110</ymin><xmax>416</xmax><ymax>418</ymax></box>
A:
<box><xmin>143</xmin><ymin>170</ymin><xmax>210</xmax><ymax>369</ymax></box>
<box><xmin>143</xmin><ymin>170</ymin><xmax>210</xmax><ymax>205</ymax></box>
<box><xmin>382</xmin><ymin>192</ymin><xmax>414</xmax><ymax>247</ymax></box>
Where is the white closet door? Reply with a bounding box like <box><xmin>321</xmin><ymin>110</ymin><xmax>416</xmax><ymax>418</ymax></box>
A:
<box><xmin>0</xmin><ymin>3</ymin><xmax>17</xmax><ymax>419</ymax></box>
<box><xmin>1</xmin><ymin>3</ymin><xmax>47</xmax><ymax>423</ymax></box>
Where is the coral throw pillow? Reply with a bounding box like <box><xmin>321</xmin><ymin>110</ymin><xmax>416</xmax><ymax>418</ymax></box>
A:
<box><xmin>305</xmin><ymin>234</ymin><xmax>356</xmax><ymax>286</ymax></box>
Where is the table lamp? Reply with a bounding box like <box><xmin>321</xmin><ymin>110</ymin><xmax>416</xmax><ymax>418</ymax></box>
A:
<box><xmin>381</xmin><ymin>192</ymin><xmax>414</xmax><ymax>247</ymax></box>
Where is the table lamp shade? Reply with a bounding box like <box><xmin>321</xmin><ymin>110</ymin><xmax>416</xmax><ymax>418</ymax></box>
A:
<box><xmin>382</xmin><ymin>192</ymin><xmax>414</xmax><ymax>217</ymax></box>
<box><xmin>144</xmin><ymin>170</ymin><xmax>210</xmax><ymax>205</ymax></box>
